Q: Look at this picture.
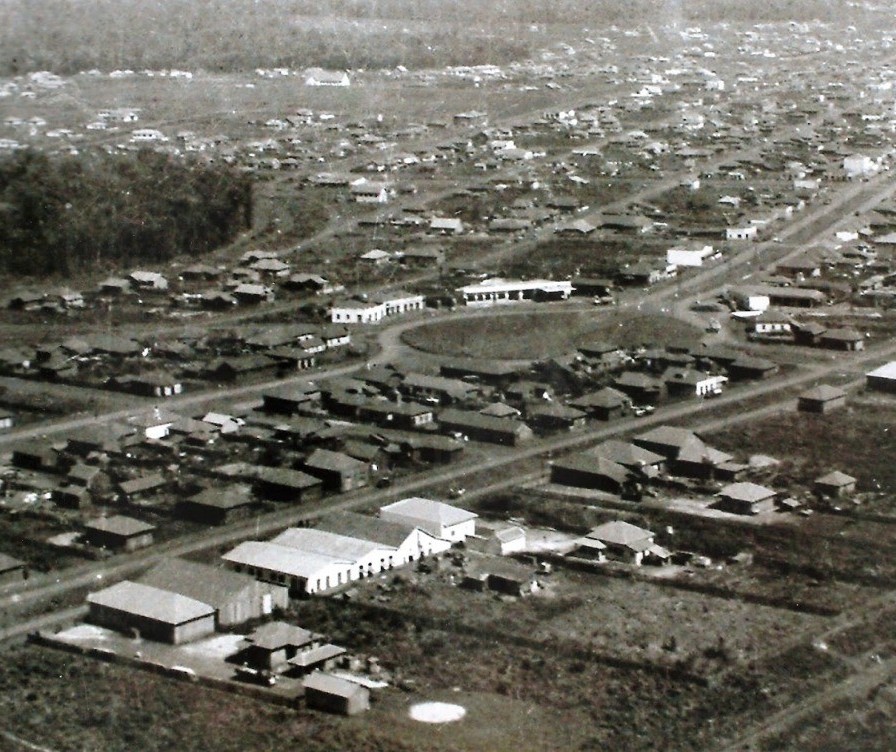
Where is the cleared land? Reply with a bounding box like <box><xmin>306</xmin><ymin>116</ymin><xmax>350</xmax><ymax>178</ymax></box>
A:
<box><xmin>401</xmin><ymin>310</ymin><xmax>703</xmax><ymax>360</ymax></box>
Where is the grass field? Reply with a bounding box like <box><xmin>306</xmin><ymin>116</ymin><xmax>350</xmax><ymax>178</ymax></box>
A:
<box><xmin>707</xmin><ymin>396</ymin><xmax>896</xmax><ymax>496</ymax></box>
<box><xmin>401</xmin><ymin>309</ymin><xmax>703</xmax><ymax>359</ymax></box>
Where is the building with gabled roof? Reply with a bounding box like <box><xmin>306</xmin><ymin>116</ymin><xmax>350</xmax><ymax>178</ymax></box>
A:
<box><xmin>717</xmin><ymin>482</ymin><xmax>777</xmax><ymax>515</ymax></box>
<box><xmin>866</xmin><ymin>361</ymin><xmax>896</xmax><ymax>392</ymax></box>
<box><xmin>582</xmin><ymin>521</ymin><xmax>657</xmax><ymax>565</ymax></box>
<box><xmin>797</xmin><ymin>384</ymin><xmax>847</xmax><ymax>413</ymax></box>
<box><xmin>87</xmin><ymin>581</ymin><xmax>215</xmax><ymax>644</ymax></box>
<box><xmin>550</xmin><ymin>453</ymin><xmax>630</xmax><ymax>494</ymax></box>
<box><xmin>314</xmin><ymin>511</ymin><xmax>451</xmax><ymax>562</ymax></box>
<box><xmin>138</xmin><ymin>558</ymin><xmax>288</xmax><ymax>626</ymax></box>
<box><xmin>380</xmin><ymin>497</ymin><xmax>477</xmax><ymax>542</ymax></box>
<box><xmin>84</xmin><ymin>515</ymin><xmax>155</xmax><ymax>551</ymax></box>
<box><xmin>222</xmin><ymin>541</ymin><xmax>354</xmax><ymax>595</ymax></box>
<box><xmin>303</xmin><ymin>671</ymin><xmax>370</xmax><ymax>715</ymax></box>
<box><xmin>813</xmin><ymin>471</ymin><xmax>857</xmax><ymax>499</ymax></box>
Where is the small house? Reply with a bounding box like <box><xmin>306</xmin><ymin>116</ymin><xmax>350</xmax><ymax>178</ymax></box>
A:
<box><xmin>797</xmin><ymin>385</ymin><xmax>847</xmax><ymax>414</ymax></box>
<box><xmin>814</xmin><ymin>471</ymin><xmax>857</xmax><ymax>499</ymax></box>
<box><xmin>716</xmin><ymin>482</ymin><xmax>777</xmax><ymax>515</ymax></box>
<box><xmin>583</xmin><ymin>521</ymin><xmax>657</xmax><ymax>566</ymax></box>
<box><xmin>866</xmin><ymin>362</ymin><xmax>896</xmax><ymax>393</ymax></box>
<box><xmin>0</xmin><ymin>553</ymin><xmax>26</xmax><ymax>586</ymax></box>
<box><xmin>84</xmin><ymin>515</ymin><xmax>156</xmax><ymax>551</ymax></box>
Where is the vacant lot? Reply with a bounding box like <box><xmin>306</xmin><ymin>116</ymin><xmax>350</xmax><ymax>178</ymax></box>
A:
<box><xmin>708</xmin><ymin>396</ymin><xmax>896</xmax><ymax>496</ymax></box>
<box><xmin>402</xmin><ymin>309</ymin><xmax>702</xmax><ymax>359</ymax></box>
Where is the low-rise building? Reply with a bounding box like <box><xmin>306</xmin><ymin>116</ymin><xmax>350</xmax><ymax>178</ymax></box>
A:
<box><xmin>380</xmin><ymin>497</ymin><xmax>477</xmax><ymax>543</ymax></box>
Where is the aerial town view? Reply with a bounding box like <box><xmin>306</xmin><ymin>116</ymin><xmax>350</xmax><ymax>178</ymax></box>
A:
<box><xmin>2</xmin><ymin>0</ymin><xmax>896</xmax><ymax>749</ymax></box>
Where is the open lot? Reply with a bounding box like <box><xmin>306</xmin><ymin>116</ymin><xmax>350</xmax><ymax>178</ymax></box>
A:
<box><xmin>402</xmin><ymin>309</ymin><xmax>702</xmax><ymax>359</ymax></box>
<box><xmin>707</xmin><ymin>395</ymin><xmax>896</xmax><ymax>500</ymax></box>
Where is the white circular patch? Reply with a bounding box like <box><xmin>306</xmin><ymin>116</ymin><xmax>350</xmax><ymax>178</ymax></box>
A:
<box><xmin>409</xmin><ymin>702</ymin><xmax>467</xmax><ymax>723</ymax></box>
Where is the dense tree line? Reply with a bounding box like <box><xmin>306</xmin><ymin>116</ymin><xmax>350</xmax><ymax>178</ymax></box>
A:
<box><xmin>0</xmin><ymin>150</ymin><xmax>252</xmax><ymax>277</ymax></box>
<box><xmin>0</xmin><ymin>0</ymin><xmax>873</xmax><ymax>76</ymax></box>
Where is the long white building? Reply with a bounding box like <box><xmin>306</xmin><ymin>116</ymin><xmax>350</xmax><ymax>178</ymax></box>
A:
<box><xmin>456</xmin><ymin>277</ymin><xmax>572</xmax><ymax>306</ymax></box>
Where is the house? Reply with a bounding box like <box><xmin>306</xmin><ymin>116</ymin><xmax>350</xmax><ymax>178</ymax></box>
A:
<box><xmin>866</xmin><ymin>362</ymin><xmax>896</xmax><ymax>392</ymax></box>
<box><xmin>380</xmin><ymin>497</ymin><xmax>477</xmax><ymax>543</ymax></box>
<box><xmin>820</xmin><ymin>328</ymin><xmax>865</xmax><ymax>352</ymax></box>
<box><xmin>726</xmin><ymin>225</ymin><xmax>758</xmax><ymax>241</ymax></box>
<box><xmin>792</xmin><ymin>320</ymin><xmax>828</xmax><ymax>347</ymax></box>
<box><xmin>253</xmin><ymin>466</ymin><xmax>324</xmax><ymax>503</ymax></box>
<box><xmin>568</xmin><ymin>387</ymin><xmax>632</xmax><ymax>421</ymax></box>
<box><xmin>814</xmin><ymin>471</ymin><xmax>857</xmax><ymax>499</ymax></box>
<box><xmin>272</xmin><ymin>527</ymin><xmax>399</xmax><ymax>579</ymax></box>
<box><xmin>351</xmin><ymin>182</ymin><xmax>390</xmax><ymax>203</ymax></box>
<box><xmin>662</xmin><ymin>368</ymin><xmax>727</xmax><ymax>398</ymax></box>
<box><xmin>593</xmin><ymin>440</ymin><xmax>666</xmax><ymax>477</ymax></box>
<box><xmin>726</xmin><ymin>355</ymin><xmax>779</xmax><ymax>380</ymax></box>
<box><xmin>139</xmin><ymin>558</ymin><xmax>288</xmax><ymax>626</ymax></box>
<box><xmin>667</xmin><ymin>245</ymin><xmax>715</xmax><ymax>268</ymax></box>
<box><xmin>110</xmin><ymin>372</ymin><xmax>183</xmax><ymax>398</ymax></box>
<box><xmin>302</xmin><ymin>449</ymin><xmax>369</xmax><ymax>493</ymax></box>
<box><xmin>716</xmin><ymin>482</ymin><xmax>777</xmax><ymax>515</ymax></box>
<box><xmin>400</xmin><ymin>373</ymin><xmax>479</xmax><ymax>405</ymax></box>
<box><xmin>0</xmin><ymin>553</ymin><xmax>26</xmax><ymax>586</ymax></box>
<box><xmin>550</xmin><ymin>453</ymin><xmax>630</xmax><ymax>494</ymax></box>
<box><xmin>438</xmin><ymin>408</ymin><xmax>534</xmax><ymax>446</ymax></box>
<box><xmin>240</xmin><ymin>621</ymin><xmax>321</xmax><ymax>671</ymax></box>
<box><xmin>177</xmin><ymin>485</ymin><xmax>258</xmax><ymax>525</ymax></box>
<box><xmin>613</xmin><ymin>372</ymin><xmax>664</xmax><ymax>404</ymax></box>
<box><xmin>462</xmin><ymin>553</ymin><xmax>537</xmax><ymax>596</ymax></box>
<box><xmin>84</xmin><ymin>515</ymin><xmax>156</xmax><ymax>551</ymax></box>
<box><xmin>633</xmin><ymin>426</ymin><xmax>732</xmax><ymax>479</ymax></box>
<box><xmin>129</xmin><ymin>271</ymin><xmax>168</xmax><ymax>290</ymax></box>
<box><xmin>429</xmin><ymin>217</ymin><xmax>464</xmax><ymax>235</ymax></box>
<box><xmin>583</xmin><ymin>521</ymin><xmax>656</xmax><ymax>565</ymax></box>
<box><xmin>467</xmin><ymin>524</ymin><xmax>527</xmax><ymax>556</ymax></box>
<box><xmin>118</xmin><ymin>473</ymin><xmax>167</xmax><ymax>501</ymax></box>
<box><xmin>87</xmin><ymin>581</ymin><xmax>215</xmax><ymax>644</ymax></box>
<box><xmin>748</xmin><ymin>310</ymin><xmax>794</xmax><ymax>338</ymax></box>
<box><xmin>261</xmin><ymin>383</ymin><xmax>322</xmax><ymax>415</ymax></box>
<box><xmin>527</xmin><ymin>403</ymin><xmax>588</xmax><ymax>432</ymax></box>
<box><xmin>329</xmin><ymin>297</ymin><xmax>386</xmax><ymax>324</ymax></box>
<box><xmin>578</xmin><ymin>341</ymin><xmax>625</xmax><ymax>367</ymax></box>
<box><xmin>127</xmin><ymin>409</ymin><xmax>177</xmax><ymax>440</ymax></box>
<box><xmin>439</xmin><ymin>361</ymin><xmax>521</xmax><ymax>388</ymax></box>
<box><xmin>303</xmin><ymin>672</ymin><xmax>370</xmax><ymax>716</ymax></box>
<box><xmin>233</xmin><ymin>283</ymin><xmax>275</xmax><ymax>304</ymax></box>
<box><xmin>797</xmin><ymin>385</ymin><xmax>847</xmax><ymax>413</ymax></box>
<box><xmin>457</xmin><ymin>278</ymin><xmax>572</xmax><ymax>306</ymax></box>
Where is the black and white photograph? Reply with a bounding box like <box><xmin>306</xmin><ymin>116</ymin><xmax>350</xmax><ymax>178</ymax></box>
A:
<box><xmin>0</xmin><ymin>0</ymin><xmax>895</xmax><ymax>749</ymax></box>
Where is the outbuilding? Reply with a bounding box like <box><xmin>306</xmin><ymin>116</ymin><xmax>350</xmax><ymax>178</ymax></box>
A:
<box><xmin>797</xmin><ymin>385</ymin><xmax>847</xmax><ymax>414</ymax></box>
<box><xmin>303</xmin><ymin>672</ymin><xmax>370</xmax><ymax>715</ymax></box>
<box><xmin>814</xmin><ymin>471</ymin><xmax>857</xmax><ymax>499</ymax></box>
<box><xmin>84</xmin><ymin>515</ymin><xmax>155</xmax><ymax>552</ymax></box>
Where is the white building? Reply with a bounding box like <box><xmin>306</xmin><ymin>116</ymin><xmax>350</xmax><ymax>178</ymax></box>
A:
<box><xmin>666</xmin><ymin>245</ymin><xmax>715</xmax><ymax>268</ymax></box>
<box><xmin>131</xmin><ymin>128</ymin><xmax>167</xmax><ymax>142</ymax></box>
<box><xmin>380</xmin><ymin>498</ymin><xmax>477</xmax><ymax>543</ymax></box>
<box><xmin>222</xmin><ymin>541</ymin><xmax>354</xmax><ymax>595</ymax></box>
<box><xmin>457</xmin><ymin>277</ymin><xmax>572</xmax><ymax>306</ymax></box>
<box><xmin>329</xmin><ymin>291</ymin><xmax>424</xmax><ymax>324</ymax></box>
<box><xmin>726</xmin><ymin>225</ymin><xmax>758</xmax><ymax>241</ymax></box>
<box><xmin>304</xmin><ymin>69</ymin><xmax>350</xmax><ymax>87</ymax></box>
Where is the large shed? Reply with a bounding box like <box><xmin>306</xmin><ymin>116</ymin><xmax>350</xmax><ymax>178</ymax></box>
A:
<box><xmin>87</xmin><ymin>581</ymin><xmax>215</xmax><ymax>644</ymax></box>
<box><xmin>138</xmin><ymin>558</ymin><xmax>288</xmax><ymax>627</ymax></box>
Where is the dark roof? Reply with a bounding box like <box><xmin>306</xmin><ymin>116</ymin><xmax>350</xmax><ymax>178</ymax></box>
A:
<box><xmin>245</xmin><ymin>621</ymin><xmax>317</xmax><ymax>650</ymax></box>
<box><xmin>304</xmin><ymin>449</ymin><xmax>368</xmax><ymax>475</ymax></box>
